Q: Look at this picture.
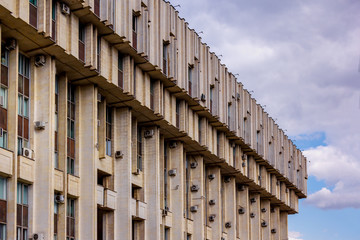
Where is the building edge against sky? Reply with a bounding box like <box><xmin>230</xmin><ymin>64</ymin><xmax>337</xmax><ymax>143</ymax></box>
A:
<box><xmin>0</xmin><ymin>0</ymin><xmax>307</xmax><ymax>239</ymax></box>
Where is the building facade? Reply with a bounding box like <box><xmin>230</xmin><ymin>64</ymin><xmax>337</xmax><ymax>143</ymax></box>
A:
<box><xmin>0</xmin><ymin>0</ymin><xmax>307</xmax><ymax>239</ymax></box>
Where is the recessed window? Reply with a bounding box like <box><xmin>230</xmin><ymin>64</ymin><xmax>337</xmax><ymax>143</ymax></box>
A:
<box><xmin>67</xmin><ymin>198</ymin><xmax>75</xmax><ymax>240</ymax></box>
<box><xmin>17</xmin><ymin>183</ymin><xmax>29</xmax><ymax>240</ymax></box>
<box><xmin>67</xmin><ymin>83</ymin><xmax>76</xmax><ymax>175</ymax></box>
<box><xmin>106</xmin><ymin>106</ymin><xmax>112</xmax><ymax>156</ymax></box>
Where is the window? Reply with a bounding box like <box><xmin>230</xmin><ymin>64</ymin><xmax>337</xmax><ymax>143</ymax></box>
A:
<box><xmin>51</xmin><ymin>0</ymin><xmax>57</xmax><ymax>41</ymax></box>
<box><xmin>217</xmin><ymin>132</ymin><xmax>220</xmax><ymax>157</ymax></box>
<box><xmin>163</xmin><ymin>43</ymin><xmax>169</xmax><ymax>76</ymax></box>
<box><xmin>133</xmin><ymin>64</ymin><xmax>136</xmax><ymax>96</ymax></box>
<box><xmin>94</xmin><ymin>0</ymin><xmax>100</xmax><ymax>17</ymax></box>
<box><xmin>188</xmin><ymin>66</ymin><xmax>193</xmax><ymax>96</ymax></box>
<box><xmin>0</xmin><ymin>177</ymin><xmax>7</xmax><ymax>240</ymax></box>
<box><xmin>17</xmin><ymin>183</ymin><xmax>28</xmax><ymax>240</ymax></box>
<box><xmin>67</xmin><ymin>198</ymin><xmax>75</xmax><ymax>240</ymax></box>
<box><xmin>233</xmin><ymin>145</ymin><xmax>236</xmax><ymax>168</ymax></box>
<box><xmin>175</xmin><ymin>100</ymin><xmax>180</xmax><ymax>128</ymax></box>
<box><xmin>79</xmin><ymin>23</ymin><xmax>85</xmax><ymax>62</ymax></box>
<box><xmin>29</xmin><ymin>0</ymin><xmax>37</xmax><ymax>28</ymax></box>
<box><xmin>136</xmin><ymin>127</ymin><xmax>142</xmax><ymax>171</ymax></box>
<box><xmin>18</xmin><ymin>54</ymin><xmax>30</xmax><ymax>155</ymax></box>
<box><xmin>67</xmin><ymin>83</ymin><xmax>76</xmax><ymax>175</ymax></box>
<box><xmin>150</xmin><ymin>80</ymin><xmax>154</xmax><ymax>111</ymax></box>
<box><xmin>164</xmin><ymin>228</ymin><xmax>170</xmax><ymax>240</ymax></box>
<box><xmin>228</xmin><ymin>103</ymin><xmax>231</xmax><ymax>126</ymax></box>
<box><xmin>209</xmin><ymin>86</ymin><xmax>214</xmax><ymax>113</ymax></box>
<box><xmin>164</xmin><ymin>142</ymin><xmax>168</xmax><ymax>209</ymax></box>
<box><xmin>54</xmin><ymin>200</ymin><xmax>58</xmax><ymax>240</ymax></box>
<box><xmin>97</xmin><ymin>35</ymin><xmax>101</xmax><ymax>72</ymax></box>
<box><xmin>54</xmin><ymin>76</ymin><xmax>59</xmax><ymax>168</ymax></box>
<box><xmin>185</xmin><ymin>156</ymin><xmax>189</xmax><ymax>218</ymax></box>
<box><xmin>105</xmin><ymin>106</ymin><xmax>112</xmax><ymax>156</ymax></box>
<box><xmin>0</xmin><ymin>46</ymin><xmax>9</xmax><ymax>149</ymax></box>
<box><xmin>132</xmin><ymin>14</ymin><xmax>138</xmax><ymax>49</ymax></box>
<box><xmin>118</xmin><ymin>52</ymin><xmax>124</xmax><ymax>88</ymax></box>
<box><xmin>198</xmin><ymin>118</ymin><xmax>202</xmax><ymax>144</ymax></box>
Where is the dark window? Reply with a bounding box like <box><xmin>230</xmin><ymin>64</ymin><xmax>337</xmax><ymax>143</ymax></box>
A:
<box><xmin>0</xmin><ymin>177</ymin><xmax>7</xmax><ymax>240</ymax></box>
<box><xmin>209</xmin><ymin>86</ymin><xmax>214</xmax><ymax>113</ymax></box>
<box><xmin>118</xmin><ymin>52</ymin><xmax>124</xmax><ymax>88</ymax></box>
<box><xmin>16</xmin><ymin>183</ymin><xmax>28</xmax><ymax>240</ymax></box>
<box><xmin>132</xmin><ymin>14</ymin><xmax>138</xmax><ymax>49</ymax></box>
<box><xmin>188</xmin><ymin>66</ymin><xmax>193</xmax><ymax>96</ymax></box>
<box><xmin>54</xmin><ymin>201</ymin><xmax>58</xmax><ymax>239</ymax></box>
<box><xmin>54</xmin><ymin>76</ymin><xmax>59</xmax><ymax>168</ymax></box>
<box><xmin>67</xmin><ymin>83</ymin><xmax>76</xmax><ymax>175</ymax></box>
<box><xmin>164</xmin><ymin>142</ymin><xmax>168</xmax><ymax>209</ymax></box>
<box><xmin>106</xmin><ymin>106</ymin><xmax>112</xmax><ymax>156</ymax></box>
<box><xmin>67</xmin><ymin>198</ymin><xmax>75</xmax><ymax>240</ymax></box>
<box><xmin>29</xmin><ymin>0</ymin><xmax>37</xmax><ymax>28</ymax></box>
<box><xmin>94</xmin><ymin>0</ymin><xmax>100</xmax><ymax>17</ymax></box>
<box><xmin>217</xmin><ymin>132</ymin><xmax>220</xmax><ymax>157</ymax></box>
<box><xmin>51</xmin><ymin>0</ymin><xmax>57</xmax><ymax>41</ymax></box>
<box><xmin>0</xmin><ymin>46</ymin><xmax>9</xmax><ymax>149</ymax></box>
<box><xmin>137</xmin><ymin>127</ymin><xmax>142</xmax><ymax>171</ymax></box>
<box><xmin>97</xmin><ymin>36</ymin><xmax>101</xmax><ymax>72</ymax></box>
<box><xmin>175</xmin><ymin>100</ymin><xmax>180</xmax><ymax>128</ymax></box>
<box><xmin>18</xmin><ymin>54</ymin><xmax>30</xmax><ymax>155</ymax></box>
<box><xmin>198</xmin><ymin>118</ymin><xmax>202</xmax><ymax>144</ymax></box>
<box><xmin>185</xmin><ymin>157</ymin><xmax>189</xmax><ymax>218</ymax></box>
<box><xmin>233</xmin><ymin>145</ymin><xmax>236</xmax><ymax>168</ymax></box>
<box><xmin>150</xmin><ymin>80</ymin><xmax>154</xmax><ymax>111</ymax></box>
<box><xmin>163</xmin><ymin>43</ymin><xmax>169</xmax><ymax>76</ymax></box>
<box><xmin>79</xmin><ymin>23</ymin><xmax>85</xmax><ymax>62</ymax></box>
<box><xmin>228</xmin><ymin>103</ymin><xmax>231</xmax><ymax>126</ymax></box>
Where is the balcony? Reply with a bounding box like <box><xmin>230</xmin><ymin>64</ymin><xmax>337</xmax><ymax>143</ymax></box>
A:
<box><xmin>0</xmin><ymin>148</ymin><xmax>13</xmax><ymax>176</ymax></box>
<box><xmin>67</xmin><ymin>174</ymin><xmax>80</xmax><ymax>197</ymax></box>
<box><xmin>97</xmin><ymin>155</ymin><xmax>113</xmax><ymax>175</ymax></box>
<box><xmin>97</xmin><ymin>185</ymin><xmax>116</xmax><ymax>210</ymax></box>
<box><xmin>17</xmin><ymin>155</ymin><xmax>35</xmax><ymax>183</ymax></box>
<box><xmin>53</xmin><ymin>169</ymin><xmax>64</xmax><ymax>192</ymax></box>
<box><xmin>131</xmin><ymin>198</ymin><xmax>147</xmax><ymax>220</ymax></box>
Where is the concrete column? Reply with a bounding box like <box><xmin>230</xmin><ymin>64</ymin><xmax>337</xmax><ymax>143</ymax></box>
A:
<box><xmin>78</xmin><ymin>84</ymin><xmax>97</xmax><ymax>239</ymax></box>
<box><xmin>260</xmin><ymin>199</ymin><xmax>271</xmax><ymax>240</ymax></box>
<box><xmin>224</xmin><ymin>177</ymin><xmax>236</xmax><ymax>239</ymax></box>
<box><xmin>6</xmin><ymin>37</ymin><xmax>19</xmax><ymax>240</ymax></box>
<box><xmin>270</xmin><ymin>206</ymin><xmax>280</xmax><ymax>240</ymax></box>
<box><xmin>207</xmin><ymin>167</ymin><xmax>221</xmax><ymax>240</ymax></box>
<box><xmin>237</xmin><ymin>185</ymin><xmax>250</xmax><ymax>240</ymax></box>
<box><xmin>32</xmin><ymin>56</ymin><xmax>56</xmax><ymax>238</ymax></box>
<box><xmin>169</xmin><ymin>141</ymin><xmax>185</xmax><ymax>240</ymax></box>
<box><xmin>280</xmin><ymin>211</ymin><xmax>288</xmax><ymax>240</ymax></box>
<box><xmin>114</xmin><ymin>107</ymin><xmax>132</xmax><ymax>240</ymax></box>
<box><xmin>144</xmin><ymin>126</ymin><xmax>161</xmax><ymax>240</ymax></box>
<box><xmin>190</xmin><ymin>155</ymin><xmax>205</xmax><ymax>240</ymax></box>
<box><xmin>249</xmin><ymin>193</ymin><xmax>261</xmax><ymax>240</ymax></box>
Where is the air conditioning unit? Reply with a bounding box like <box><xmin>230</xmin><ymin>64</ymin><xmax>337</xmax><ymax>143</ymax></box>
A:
<box><xmin>55</xmin><ymin>194</ymin><xmax>65</xmax><ymax>204</ymax></box>
<box><xmin>22</xmin><ymin>147</ymin><xmax>33</xmax><ymax>159</ymax></box>
<box><xmin>168</xmin><ymin>169</ymin><xmax>177</xmax><ymax>176</ymax></box>
<box><xmin>250</xmin><ymin>197</ymin><xmax>256</xmax><ymax>203</ymax></box>
<box><xmin>261</xmin><ymin>221</ymin><xmax>268</xmax><ymax>227</ymax></box>
<box><xmin>271</xmin><ymin>228</ymin><xmax>277</xmax><ymax>234</ymax></box>
<box><xmin>5</xmin><ymin>38</ymin><xmax>16</xmax><ymax>51</ymax></box>
<box><xmin>261</xmin><ymin>208</ymin><xmax>267</xmax><ymax>213</ymax></box>
<box><xmin>224</xmin><ymin>176</ymin><xmax>231</xmax><ymax>183</ymax></box>
<box><xmin>238</xmin><ymin>207</ymin><xmax>245</xmax><ymax>214</ymax></box>
<box><xmin>190</xmin><ymin>184</ymin><xmax>199</xmax><ymax>192</ymax></box>
<box><xmin>0</xmin><ymin>96</ymin><xmax>4</xmax><ymax>107</ymax></box>
<box><xmin>242</xmin><ymin>162</ymin><xmax>246</xmax><ymax>167</ymax></box>
<box><xmin>190</xmin><ymin>206</ymin><xmax>198</xmax><ymax>212</ymax></box>
<box><xmin>33</xmin><ymin>233</ymin><xmax>44</xmax><ymax>240</ymax></box>
<box><xmin>34</xmin><ymin>121</ymin><xmax>46</xmax><ymax>130</ymax></box>
<box><xmin>190</xmin><ymin>162</ymin><xmax>198</xmax><ymax>169</ymax></box>
<box><xmin>242</xmin><ymin>154</ymin><xmax>247</xmax><ymax>160</ymax></box>
<box><xmin>250</xmin><ymin>213</ymin><xmax>255</xmax><ymax>218</ymax></box>
<box><xmin>133</xmin><ymin>168</ymin><xmax>141</xmax><ymax>175</ymax></box>
<box><xmin>209</xmin><ymin>199</ymin><xmax>216</xmax><ymax>205</ymax></box>
<box><xmin>225</xmin><ymin>222</ymin><xmax>232</xmax><ymax>228</ymax></box>
<box><xmin>200</xmin><ymin>93</ymin><xmax>206</xmax><ymax>101</ymax></box>
<box><xmin>208</xmin><ymin>174</ymin><xmax>215</xmax><ymax>180</ymax></box>
<box><xmin>61</xmin><ymin>3</ymin><xmax>70</xmax><ymax>15</ymax></box>
<box><xmin>144</xmin><ymin>129</ymin><xmax>154</xmax><ymax>138</ymax></box>
<box><xmin>258</xmin><ymin>175</ymin><xmax>262</xmax><ymax>181</ymax></box>
<box><xmin>237</xmin><ymin>184</ymin><xmax>245</xmax><ymax>191</ymax></box>
<box><xmin>169</xmin><ymin>141</ymin><xmax>177</xmax><ymax>149</ymax></box>
<box><xmin>236</xmin><ymin>93</ymin><xmax>240</xmax><ymax>100</ymax></box>
<box><xmin>115</xmin><ymin>150</ymin><xmax>123</xmax><ymax>159</ymax></box>
<box><xmin>162</xmin><ymin>209</ymin><xmax>168</xmax><ymax>216</ymax></box>
<box><xmin>209</xmin><ymin>214</ymin><xmax>216</xmax><ymax>222</ymax></box>
<box><xmin>97</xmin><ymin>93</ymin><xmax>102</xmax><ymax>102</ymax></box>
<box><xmin>34</xmin><ymin>54</ymin><xmax>46</xmax><ymax>67</ymax></box>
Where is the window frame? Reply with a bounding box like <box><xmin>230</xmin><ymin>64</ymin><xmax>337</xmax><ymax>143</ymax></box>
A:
<box><xmin>16</xmin><ymin>183</ymin><xmax>29</xmax><ymax>240</ymax></box>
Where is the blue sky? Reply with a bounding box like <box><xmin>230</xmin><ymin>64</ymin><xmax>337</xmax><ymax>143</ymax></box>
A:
<box><xmin>174</xmin><ymin>0</ymin><xmax>360</xmax><ymax>239</ymax></box>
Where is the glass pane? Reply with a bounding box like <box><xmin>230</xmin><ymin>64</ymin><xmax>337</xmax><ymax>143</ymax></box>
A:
<box><xmin>17</xmin><ymin>183</ymin><xmax>22</xmax><ymax>204</ymax></box>
<box><xmin>17</xmin><ymin>138</ymin><xmax>22</xmax><ymax>155</ymax></box>
<box><xmin>0</xmin><ymin>132</ymin><xmax>7</xmax><ymax>149</ymax></box>
<box><xmin>54</xmin><ymin>152</ymin><xmax>58</xmax><ymax>169</ymax></box>
<box><xmin>18</xmin><ymin>95</ymin><xmax>22</xmax><ymax>115</ymax></box>
<box><xmin>1</xmin><ymin>47</ymin><xmax>8</xmax><ymax>66</ymax></box>
<box><xmin>23</xmin><ymin>229</ymin><xmax>27</xmax><ymax>240</ymax></box>
<box><xmin>0</xmin><ymin>178</ymin><xmax>6</xmax><ymax>200</ymax></box>
<box><xmin>24</xmin><ymin>98</ymin><xmax>29</xmax><ymax>118</ymax></box>
<box><xmin>0</xmin><ymin>224</ymin><xmax>6</xmax><ymax>240</ymax></box>
<box><xmin>17</xmin><ymin>228</ymin><xmax>21</xmax><ymax>240</ymax></box>
<box><xmin>54</xmin><ymin>202</ymin><xmax>58</xmax><ymax>214</ymax></box>
<box><xmin>18</xmin><ymin>55</ymin><xmax>23</xmax><ymax>75</ymax></box>
<box><xmin>23</xmin><ymin>185</ymin><xmax>28</xmax><ymax>205</ymax></box>
<box><xmin>0</xmin><ymin>88</ymin><xmax>7</xmax><ymax>109</ymax></box>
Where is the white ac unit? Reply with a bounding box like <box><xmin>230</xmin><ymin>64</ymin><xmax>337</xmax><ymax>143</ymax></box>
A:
<box><xmin>271</xmin><ymin>228</ymin><xmax>277</xmax><ymax>234</ymax></box>
<box><xmin>133</xmin><ymin>168</ymin><xmax>141</xmax><ymax>175</ymax></box>
<box><xmin>209</xmin><ymin>214</ymin><xmax>216</xmax><ymax>222</ymax></box>
<box><xmin>237</xmin><ymin>93</ymin><xmax>241</xmax><ymax>100</ymax></box>
<box><xmin>162</xmin><ymin>209</ymin><xmax>168</xmax><ymax>216</ymax></box>
<box><xmin>5</xmin><ymin>38</ymin><xmax>16</xmax><ymax>51</ymax></box>
<box><xmin>200</xmin><ymin>93</ymin><xmax>206</xmax><ymax>101</ymax></box>
<box><xmin>250</xmin><ymin>197</ymin><xmax>256</xmax><ymax>203</ymax></box>
<box><xmin>34</xmin><ymin>54</ymin><xmax>46</xmax><ymax>67</ymax></box>
<box><xmin>115</xmin><ymin>150</ymin><xmax>123</xmax><ymax>159</ymax></box>
<box><xmin>34</xmin><ymin>121</ymin><xmax>46</xmax><ymax>130</ymax></box>
<box><xmin>225</xmin><ymin>222</ymin><xmax>232</xmax><ymax>228</ymax></box>
<box><xmin>224</xmin><ymin>176</ymin><xmax>231</xmax><ymax>183</ymax></box>
<box><xmin>208</xmin><ymin>174</ymin><xmax>215</xmax><ymax>180</ymax></box>
<box><xmin>168</xmin><ymin>169</ymin><xmax>176</xmax><ymax>176</ymax></box>
<box><xmin>250</xmin><ymin>213</ymin><xmax>255</xmax><ymax>218</ymax></box>
<box><xmin>238</xmin><ymin>207</ymin><xmax>245</xmax><ymax>214</ymax></box>
<box><xmin>209</xmin><ymin>199</ymin><xmax>216</xmax><ymax>205</ymax></box>
<box><xmin>55</xmin><ymin>194</ymin><xmax>65</xmax><ymax>204</ymax></box>
<box><xmin>261</xmin><ymin>221</ymin><xmax>268</xmax><ymax>227</ymax></box>
<box><xmin>0</xmin><ymin>96</ymin><xmax>4</xmax><ymax>107</ymax></box>
<box><xmin>22</xmin><ymin>147</ymin><xmax>33</xmax><ymax>159</ymax></box>
<box><xmin>144</xmin><ymin>129</ymin><xmax>154</xmax><ymax>138</ymax></box>
<box><xmin>61</xmin><ymin>3</ymin><xmax>70</xmax><ymax>15</ymax></box>
<box><xmin>190</xmin><ymin>205</ymin><xmax>198</xmax><ymax>212</ymax></box>
<box><xmin>33</xmin><ymin>233</ymin><xmax>44</xmax><ymax>240</ymax></box>
<box><xmin>261</xmin><ymin>207</ymin><xmax>267</xmax><ymax>213</ymax></box>
<box><xmin>169</xmin><ymin>141</ymin><xmax>177</xmax><ymax>149</ymax></box>
<box><xmin>190</xmin><ymin>162</ymin><xmax>198</xmax><ymax>169</ymax></box>
<box><xmin>190</xmin><ymin>184</ymin><xmax>199</xmax><ymax>192</ymax></box>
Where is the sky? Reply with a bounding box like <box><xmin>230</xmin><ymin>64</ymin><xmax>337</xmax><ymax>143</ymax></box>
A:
<box><xmin>171</xmin><ymin>0</ymin><xmax>360</xmax><ymax>239</ymax></box>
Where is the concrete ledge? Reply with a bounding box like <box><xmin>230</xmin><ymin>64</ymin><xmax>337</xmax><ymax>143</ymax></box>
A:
<box><xmin>97</xmin><ymin>155</ymin><xmax>113</xmax><ymax>175</ymax></box>
<box><xmin>54</xmin><ymin>169</ymin><xmax>64</xmax><ymax>192</ymax></box>
<box><xmin>18</xmin><ymin>155</ymin><xmax>35</xmax><ymax>183</ymax></box>
<box><xmin>97</xmin><ymin>185</ymin><xmax>104</xmax><ymax>206</ymax></box>
<box><xmin>104</xmin><ymin>188</ymin><xmax>116</xmax><ymax>210</ymax></box>
<box><xmin>131</xmin><ymin>198</ymin><xmax>147</xmax><ymax>220</ymax></box>
<box><xmin>164</xmin><ymin>211</ymin><xmax>172</xmax><ymax>228</ymax></box>
<box><xmin>206</xmin><ymin>226</ymin><xmax>212</xmax><ymax>240</ymax></box>
<box><xmin>186</xmin><ymin>218</ymin><xmax>193</xmax><ymax>235</ymax></box>
<box><xmin>67</xmin><ymin>174</ymin><xmax>80</xmax><ymax>197</ymax></box>
<box><xmin>0</xmin><ymin>148</ymin><xmax>13</xmax><ymax>176</ymax></box>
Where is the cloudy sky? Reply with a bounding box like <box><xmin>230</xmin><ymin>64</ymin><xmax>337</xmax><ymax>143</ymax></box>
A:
<box><xmin>172</xmin><ymin>0</ymin><xmax>360</xmax><ymax>239</ymax></box>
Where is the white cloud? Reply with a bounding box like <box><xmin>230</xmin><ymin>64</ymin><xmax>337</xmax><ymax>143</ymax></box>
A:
<box><xmin>289</xmin><ymin>231</ymin><xmax>304</xmax><ymax>240</ymax></box>
<box><xmin>304</xmin><ymin>146</ymin><xmax>360</xmax><ymax>209</ymax></box>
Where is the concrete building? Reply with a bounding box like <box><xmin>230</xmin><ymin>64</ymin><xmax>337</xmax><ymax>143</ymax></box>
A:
<box><xmin>0</xmin><ymin>0</ymin><xmax>307</xmax><ymax>239</ymax></box>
